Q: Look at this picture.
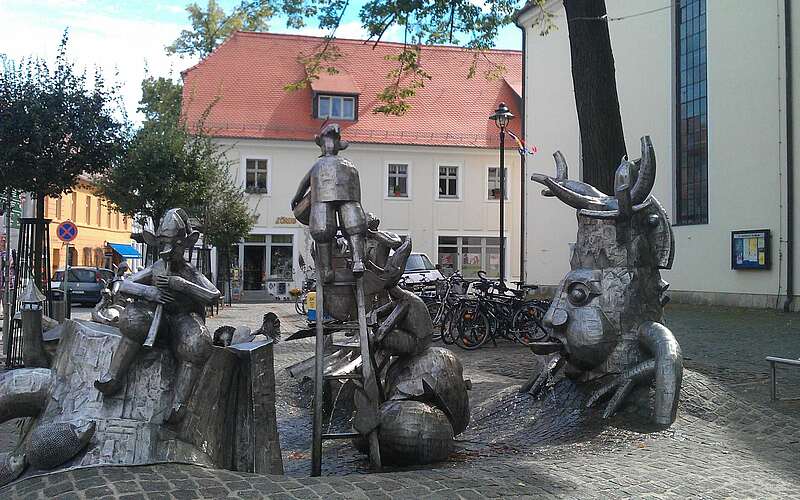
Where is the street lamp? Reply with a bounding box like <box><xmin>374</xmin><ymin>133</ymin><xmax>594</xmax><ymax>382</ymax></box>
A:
<box><xmin>489</xmin><ymin>102</ymin><xmax>514</xmax><ymax>286</ymax></box>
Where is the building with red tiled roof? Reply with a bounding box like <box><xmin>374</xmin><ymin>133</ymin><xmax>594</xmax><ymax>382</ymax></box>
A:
<box><xmin>182</xmin><ymin>32</ymin><xmax>524</xmax><ymax>301</ymax></box>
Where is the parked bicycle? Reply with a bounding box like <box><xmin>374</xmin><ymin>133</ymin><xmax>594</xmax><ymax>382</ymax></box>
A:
<box><xmin>453</xmin><ymin>271</ymin><xmax>549</xmax><ymax>350</ymax></box>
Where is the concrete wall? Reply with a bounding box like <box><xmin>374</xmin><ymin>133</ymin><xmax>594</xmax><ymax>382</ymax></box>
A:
<box><xmin>216</xmin><ymin>138</ymin><xmax>522</xmax><ymax>289</ymax></box>
<box><xmin>518</xmin><ymin>0</ymin><xmax>800</xmax><ymax>308</ymax></box>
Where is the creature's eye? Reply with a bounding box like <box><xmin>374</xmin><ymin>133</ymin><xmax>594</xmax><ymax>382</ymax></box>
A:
<box><xmin>567</xmin><ymin>283</ymin><xmax>591</xmax><ymax>306</ymax></box>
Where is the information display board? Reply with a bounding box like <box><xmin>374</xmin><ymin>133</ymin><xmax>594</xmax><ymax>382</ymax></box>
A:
<box><xmin>731</xmin><ymin>229</ymin><xmax>770</xmax><ymax>270</ymax></box>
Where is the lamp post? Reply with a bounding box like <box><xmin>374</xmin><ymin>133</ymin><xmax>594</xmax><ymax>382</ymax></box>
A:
<box><xmin>490</xmin><ymin>102</ymin><xmax>514</xmax><ymax>286</ymax></box>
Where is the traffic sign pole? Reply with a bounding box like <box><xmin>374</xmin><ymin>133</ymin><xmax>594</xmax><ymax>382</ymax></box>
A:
<box><xmin>57</xmin><ymin>220</ymin><xmax>78</xmax><ymax>320</ymax></box>
<box><xmin>64</xmin><ymin>241</ymin><xmax>70</xmax><ymax>319</ymax></box>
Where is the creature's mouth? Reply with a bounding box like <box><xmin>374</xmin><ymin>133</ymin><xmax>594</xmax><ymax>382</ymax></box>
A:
<box><xmin>528</xmin><ymin>338</ymin><xmax>564</xmax><ymax>355</ymax></box>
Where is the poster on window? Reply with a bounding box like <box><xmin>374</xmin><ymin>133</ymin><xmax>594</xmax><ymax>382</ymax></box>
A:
<box><xmin>731</xmin><ymin>229</ymin><xmax>770</xmax><ymax>270</ymax></box>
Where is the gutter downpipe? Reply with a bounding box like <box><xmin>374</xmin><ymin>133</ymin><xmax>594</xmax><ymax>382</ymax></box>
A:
<box><xmin>515</xmin><ymin>13</ymin><xmax>527</xmax><ymax>285</ymax></box>
<box><xmin>784</xmin><ymin>0</ymin><xmax>795</xmax><ymax>312</ymax></box>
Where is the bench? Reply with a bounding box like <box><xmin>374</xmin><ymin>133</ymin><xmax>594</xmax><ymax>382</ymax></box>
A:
<box><xmin>765</xmin><ymin>356</ymin><xmax>800</xmax><ymax>401</ymax></box>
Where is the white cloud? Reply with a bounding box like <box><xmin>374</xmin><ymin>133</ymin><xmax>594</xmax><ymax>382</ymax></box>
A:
<box><xmin>0</xmin><ymin>4</ymin><xmax>194</xmax><ymax>124</ymax></box>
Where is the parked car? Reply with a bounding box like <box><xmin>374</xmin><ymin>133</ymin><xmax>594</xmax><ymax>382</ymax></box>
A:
<box><xmin>50</xmin><ymin>267</ymin><xmax>114</xmax><ymax>306</ymax></box>
<box><xmin>402</xmin><ymin>253</ymin><xmax>444</xmax><ymax>285</ymax></box>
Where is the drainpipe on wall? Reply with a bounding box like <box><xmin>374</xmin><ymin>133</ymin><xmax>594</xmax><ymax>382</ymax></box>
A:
<box><xmin>515</xmin><ymin>15</ymin><xmax>527</xmax><ymax>285</ymax></box>
<box><xmin>784</xmin><ymin>0</ymin><xmax>795</xmax><ymax>312</ymax></box>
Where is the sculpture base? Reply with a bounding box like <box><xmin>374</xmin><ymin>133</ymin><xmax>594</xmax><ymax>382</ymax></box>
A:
<box><xmin>13</xmin><ymin>319</ymin><xmax>282</xmax><ymax>478</ymax></box>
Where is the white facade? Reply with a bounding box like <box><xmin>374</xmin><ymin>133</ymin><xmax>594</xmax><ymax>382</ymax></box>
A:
<box><xmin>216</xmin><ymin>138</ymin><xmax>521</xmax><ymax>301</ymax></box>
<box><xmin>517</xmin><ymin>0</ymin><xmax>800</xmax><ymax>309</ymax></box>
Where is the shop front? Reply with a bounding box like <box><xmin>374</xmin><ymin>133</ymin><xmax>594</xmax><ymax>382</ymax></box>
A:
<box><xmin>226</xmin><ymin>232</ymin><xmax>297</xmax><ymax>302</ymax></box>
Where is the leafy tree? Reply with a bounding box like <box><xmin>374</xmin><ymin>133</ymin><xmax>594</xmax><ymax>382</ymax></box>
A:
<box><xmin>202</xmin><ymin>177</ymin><xmax>254</xmax><ymax>301</ymax></box>
<box><xmin>0</xmin><ymin>33</ymin><xmax>128</xmax><ymax>287</ymax></box>
<box><xmin>167</xmin><ymin>0</ymin><xmax>275</xmax><ymax>58</ymax></box>
<box><xmin>99</xmin><ymin>74</ymin><xmax>253</xmax><ymax>292</ymax></box>
<box><xmin>98</xmin><ymin>76</ymin><xmax>220</xmax><ymax>228</ymax></box>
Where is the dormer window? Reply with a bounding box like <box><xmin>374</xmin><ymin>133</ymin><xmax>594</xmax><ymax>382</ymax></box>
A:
<box><xmin>317</xmin><ymin>95</ymin><xmax>356</xmax><ymax>120</ymax></box>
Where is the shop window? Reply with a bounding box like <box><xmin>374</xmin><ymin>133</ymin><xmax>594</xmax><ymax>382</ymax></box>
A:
<box><xmin>437</xmin><ymin>236</ymin><xmax>503</xmax><ymax>278</ymax></box>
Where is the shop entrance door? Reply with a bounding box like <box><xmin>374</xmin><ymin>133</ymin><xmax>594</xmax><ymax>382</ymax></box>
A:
<box><xmin>243</xmin><ymin>245</ymin><xmax>265</xmax><ymax>290</ymax></box>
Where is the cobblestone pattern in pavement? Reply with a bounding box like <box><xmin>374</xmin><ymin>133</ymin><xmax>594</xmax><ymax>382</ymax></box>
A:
<box><xmin>1</xmin><ymin>302</ymin><xmax>799</xmax><ymax>498</ymax></box>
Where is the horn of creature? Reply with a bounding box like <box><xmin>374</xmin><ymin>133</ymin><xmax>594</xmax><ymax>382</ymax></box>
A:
<box><xmin>630</xmin><ymin>136</ymin><xmax>656</xmax><ymax>205</ymax></box>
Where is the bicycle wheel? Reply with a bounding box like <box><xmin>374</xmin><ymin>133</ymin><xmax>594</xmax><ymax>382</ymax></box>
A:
<box><xmin>439</xmin><ymin>309</ymin><xmax>457</xmax><ymax>344</ymax></box>
<box><xmin>455</xmin><ymin>306</ymin><xmax>491</xmax><ymax>350</ymax></box>
<box><xmin>511</xmin><ymin>302</ymin><xmax>548</xmax><ymax>345</ymax></box>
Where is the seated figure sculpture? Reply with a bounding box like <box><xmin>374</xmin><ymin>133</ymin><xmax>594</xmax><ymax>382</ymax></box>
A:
<box><xmin>95</xmin><ymin>208</ymin><xmax>221</xmax><ymax>423</ymax></box>
<box><xmin>526</xmin><ymin>137</ymin><xmax>683</xmax><ymax>428</ymax></box>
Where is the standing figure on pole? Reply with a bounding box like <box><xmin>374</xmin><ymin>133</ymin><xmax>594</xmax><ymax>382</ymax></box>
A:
<box><xmin>291</xmin><ymin>123</ymin><xmax>368</xmax><ymax>283</ymax></box>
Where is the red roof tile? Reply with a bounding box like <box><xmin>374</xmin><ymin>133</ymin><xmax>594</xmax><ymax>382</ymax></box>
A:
<box><xmin>181</xmin><ymin>32</ymin><xmax>522</xmax><ymax>148</ymax></box>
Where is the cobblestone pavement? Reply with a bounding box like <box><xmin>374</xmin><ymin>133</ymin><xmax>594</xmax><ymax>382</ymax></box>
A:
<box><xmin>1</xmin><ymin>303</ymin><xmax>799</xmax><ymax>498</ymax></box>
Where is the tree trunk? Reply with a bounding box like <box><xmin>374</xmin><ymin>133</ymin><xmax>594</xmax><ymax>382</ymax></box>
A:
<box><xmin>564</xmin><ymin>0</ymin><xmax>627</xmax><ymax>195</ymax></box>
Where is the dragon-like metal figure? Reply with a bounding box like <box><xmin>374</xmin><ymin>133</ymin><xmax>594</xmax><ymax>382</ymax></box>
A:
<box><xmin>526</xmin><ymin>136</ymin><xmax>683</xmax><ymax>427</ymax></box>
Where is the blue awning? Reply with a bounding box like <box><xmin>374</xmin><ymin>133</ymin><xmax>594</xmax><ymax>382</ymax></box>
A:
<box><xmin>108</xmin><ymin>243</ymin><xmax>142</xmax><ymax>259</ymax></box>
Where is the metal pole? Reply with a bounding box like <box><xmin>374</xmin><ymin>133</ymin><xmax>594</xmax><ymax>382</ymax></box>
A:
<box><xmin>64</xmin><ymin>241</ymin><xmax>70</xmax><ymax>319</ymax></box>
<box><xmin>2</xmin><ymin>190</ymin><xmax>11</xmax><ymax>353</ymax></box>
<box><xmin>499</xmin><ymin>127</ymin><xmax>506</xmax><ymax>285</ymax></box>
<box><xmin>311</xmin><ymin>262</ymin><xmax>324</xmax><ymax>476</ymax></box>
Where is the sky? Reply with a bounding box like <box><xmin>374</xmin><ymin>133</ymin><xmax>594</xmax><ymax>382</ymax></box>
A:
<box><xmin>0</xmin><ymin>0</ymin><xmax>523</xmax><ymax>122</ymax></box>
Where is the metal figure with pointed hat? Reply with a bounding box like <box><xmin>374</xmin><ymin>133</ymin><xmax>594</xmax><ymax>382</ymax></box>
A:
<box><xmin>291</xmin><ymin>123</ymin><xmax>368</xmax><ymax>282</ymax></box>
<box><xmin>94</xmin><ymin>208</ymin><xmax>221</xmax><ymax>424</ymax></box>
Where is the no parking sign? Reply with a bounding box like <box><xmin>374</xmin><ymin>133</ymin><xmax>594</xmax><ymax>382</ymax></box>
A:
<box><xmin>57</xmin><ymin>220</ymin><xmax>78</xmax><ymax>242</ymax></box>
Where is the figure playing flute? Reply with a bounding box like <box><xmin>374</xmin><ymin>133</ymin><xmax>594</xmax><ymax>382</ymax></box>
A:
<box><xmin>94</xmin><ymin>208</ymin><xmax>220</xmax><ymax>424</ymax></box>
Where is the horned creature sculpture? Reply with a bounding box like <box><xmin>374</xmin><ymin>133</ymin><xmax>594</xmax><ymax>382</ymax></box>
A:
<box><xmin>526</xmin><ymin>136</ymin><xmax>683</xmax><ymax>427</ymax></box>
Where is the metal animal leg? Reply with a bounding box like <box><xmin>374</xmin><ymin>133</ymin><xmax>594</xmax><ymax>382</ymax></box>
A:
<box><xmin>639</xmin><ymin>321</ymin><xmax>683</xmax><ymax>426</ymax></box>
<box><xmin>586</xmin><ymin>359</ymin><xmax>655</xmax><ymax>417</ymax></box>
<box><xmin>521</xmin><ymin>353</ymin><xmax>564</xmax><ymax>396</ymax></box>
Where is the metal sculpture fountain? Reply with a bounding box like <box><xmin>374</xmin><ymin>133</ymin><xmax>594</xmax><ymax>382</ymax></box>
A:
<box><xmin>291</xmin><ymin>124</ymin><xmax>471</xmax><ymax>468</ymax></box>
<box><xmin>525</xmin><ymin>136</ymin><xmax>682</xmax><ymax>427</ymax></box>
<box><xmin>0</xmin><ymin>209</ymin><xmax>283</xmax><ymax>487</ymax></box>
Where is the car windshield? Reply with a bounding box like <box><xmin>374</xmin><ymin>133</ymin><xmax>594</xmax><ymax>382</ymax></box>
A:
<box><xmin>405</xmin><ymin>254</ymin><xmax>435</xmax><ymax>272</ymax></box>
<box><xmin>74</xmin><ymin>269</ymin><xmax>98</xmax><ymax>282</ymax></box>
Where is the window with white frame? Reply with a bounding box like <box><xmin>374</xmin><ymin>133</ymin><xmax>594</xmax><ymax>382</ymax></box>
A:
<box><xmin>245</xmin><ymin>159</ymin><xmax>269</xmax><ymax>193</ymax></box>
<box><xmin>387</xmin><ymin>163</ymin><xmax>409</xmax><ymax>198</ymax></box>
<box><xmin>317</xmin><ymin>94</ymin><xmax>355</xmax><ymax>120</ymax></box>
<box><xmin>487</xmin><ymin>167</ymin><xmax>508</xmax><ymax>200</ymax></box>
<box><xmin>438</xmin><ymin>166</ymin><xmax>459</xmax><ymax>199</ymax></box>
<box><xmin>437</xmin><ymin>236</ymin><xmax>504</xmax><ymax>278</ymax></box>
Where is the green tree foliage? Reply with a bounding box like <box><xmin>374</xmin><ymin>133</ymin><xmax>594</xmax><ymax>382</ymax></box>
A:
<box><xmin>167</xmin><ymin>0</ymin><xmax>275</xmax><ymax>58</ymax></box>
<box><xmin>99</xmin><ymin>75</ymin><xmax>253</xmax><ymax>250</ymax></box>
<box><xmin>0</xmin><ymin>32</ymin><xmax>127</xmax><ymax>204</ymax></box>
<box><xmin>170</xmin><ymin>0</ymin><xmax>549</xmax><ymax>115</ymax></box>
<box><xmin>99</xmin><ymin>76</ymin><xmax>215</xmax><ymax>227</ymax></box>
<box><xmin>0</xmin><ymin>32</ymin><xmax>128</xmax><ymax>287</ymax></box>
